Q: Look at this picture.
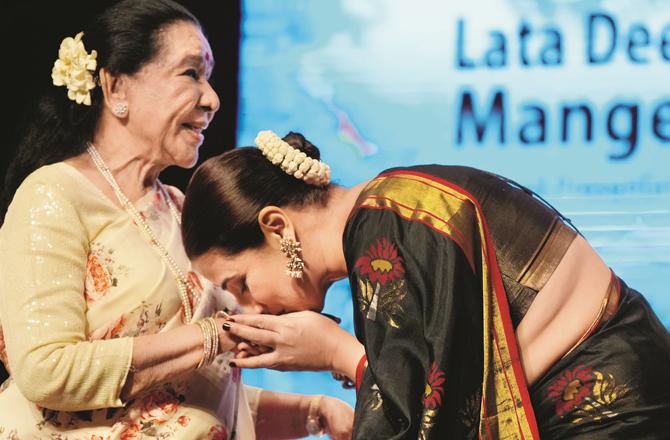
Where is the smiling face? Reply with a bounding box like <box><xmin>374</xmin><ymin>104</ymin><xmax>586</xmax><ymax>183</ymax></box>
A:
<box><xmin>192</xmin><ymin>243</ymin><xmax>328</xmax><ymax>316</ymax></box>
<box><xmin>122</xmin><ymin>21</ymin><xmax>219</xmax><ymax>168</ymax></box>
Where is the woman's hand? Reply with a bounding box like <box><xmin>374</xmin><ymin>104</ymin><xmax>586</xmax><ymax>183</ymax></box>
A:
<box><xmin>320</xmin><ymin>395</ymin><xmax>354</xmax><ymax>440</ymax></box>
<box><xmin>225</xmin><ymin>311</ymin><xmax>363</xmax><ymax>374</ymax></box>
<box><xmin>213</xmin><ymin>317</ymin><xmax>241</xmax><ymax>353</ymax></box>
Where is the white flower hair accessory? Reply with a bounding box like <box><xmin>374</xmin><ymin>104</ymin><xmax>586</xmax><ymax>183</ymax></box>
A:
<box><xmin>255</xmin><ymin>130</ymin><xmax>331</xmax><ymax>186</ymax></box>
<box><xmin>51</xmin><ymin>32</ymin><xmax>98</xmax><ymax>106</ymax></box>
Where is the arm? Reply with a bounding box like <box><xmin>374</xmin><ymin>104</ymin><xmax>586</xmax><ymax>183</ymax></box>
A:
<box><xmin>226</xmin><ymin>311</ymin><xmax>365</xmax><ymax>381</ymax></box>
<box><xmin>255</xmin><ymin>389</ymin><xmax>353</xmax><ymax>440</ymax></box>
<box><xmin>0</xmin><ymin>179</ymin><xmax>237</xmax><ymax>410</ymax></box>
<box><xmin>120</xmin><ymin>317</ymin><xmax>237</xmax><ymax>401</ymax></box>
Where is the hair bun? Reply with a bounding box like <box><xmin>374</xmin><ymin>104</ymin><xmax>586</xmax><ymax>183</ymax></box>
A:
<box><xmin>254</xmin><ymin>130</ymin><xmax>330</xmax><ymax>186</ymax></box>
<box><xmin>282</xmin><ymin>132</ymin><xmax>321</xmax><ymax>160</ymax></box>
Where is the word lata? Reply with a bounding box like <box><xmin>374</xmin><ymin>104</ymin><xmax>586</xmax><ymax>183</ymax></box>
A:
<box><xmin>457</xmin><ymin>12</ymin><xmax>670</xmax><ymax>68</ymax></box>
<box><xmin>454</xmin><ymin>11</ymin><xmax>670</xmax><ymax>159</ymax></box>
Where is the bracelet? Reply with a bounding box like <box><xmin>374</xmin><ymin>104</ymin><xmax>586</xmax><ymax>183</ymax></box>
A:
<box><xmin>331</xmin><ymin>372</ymin><xmax>355</xmax><ymax>389</ymax></box>
<box><xmin>305</xmin><ymin>395</ymin><xmax>324</xmax><ymax>437</ymax></box>
<box><xmin>194</xmin><ymin>317</ymin><xmax>220</xmax><ymax>368</ymax></box>
<box><xmin>355</xmin><ymin>354</ymin><xmax>368</xmax><ymax>393</ymax></box>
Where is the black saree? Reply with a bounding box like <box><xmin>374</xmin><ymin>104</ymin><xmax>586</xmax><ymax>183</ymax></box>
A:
<box><xmin>344</xmin><ymin>169</ymin><xmax>540</xmax><ymax>439</ymax></box>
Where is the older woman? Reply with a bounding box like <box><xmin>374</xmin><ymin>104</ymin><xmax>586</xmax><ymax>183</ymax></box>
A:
<box><xmin>0</xmin><ymin>2</ymin><xmax>352</xmax><ymax>439</ymax></box>
<box><xmin>182</xmin><ymin>130</ymin><xmax>670</xmax><ymax>439</ymax></box>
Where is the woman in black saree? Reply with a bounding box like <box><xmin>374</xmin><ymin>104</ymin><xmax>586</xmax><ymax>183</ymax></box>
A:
<box><xmin>182</xmin><ymin>130</ymin><xmax>670</xmax><ymax>439</ymax></box>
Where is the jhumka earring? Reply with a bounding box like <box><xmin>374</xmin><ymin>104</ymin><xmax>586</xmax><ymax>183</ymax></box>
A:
<box><xmin>279</xmin><ymin>237</ymin><xmax>304</xmax><ymax>278</ymax></box>
<box><xmin>113</xmin><ymin>102</ymin><xmax>128</xmax><ymax>117</ymax></box>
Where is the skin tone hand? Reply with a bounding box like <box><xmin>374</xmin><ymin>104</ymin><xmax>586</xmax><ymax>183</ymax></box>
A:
<box><xmin>319</xmin><ymin>395</ymin><xmax>355</xmax><ymax>440</ymax></box>
<box><xmin>225</xmin><ymin>311</ymin><xmax>365</xmax><ymax>381</ymax></box>
<box><xmin>121</xmin><ymin>316</ymin><xmax>240</xmax><ymax>401</ymax></box>
<box><xmin>255</xmin><ymin>391</ymin><xmax>353</xmax><ymax>440</ymax></box>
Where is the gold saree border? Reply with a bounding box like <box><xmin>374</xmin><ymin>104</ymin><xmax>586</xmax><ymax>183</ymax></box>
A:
<box><xmin>354</xmin><ymin>170</ymin><xmax>540</xmax><ymax>440</ymax></box>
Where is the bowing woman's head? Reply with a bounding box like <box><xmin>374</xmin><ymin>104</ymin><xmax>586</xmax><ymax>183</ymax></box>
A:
<box><xmin>1</xmin><ymin>0</ymin><xmax>218</xmax><ymax>223</ymax></box>
<box><xmin>183</xmin><ymin>131</ymin><xmax>342</xmax><ymax>315</ymax></box>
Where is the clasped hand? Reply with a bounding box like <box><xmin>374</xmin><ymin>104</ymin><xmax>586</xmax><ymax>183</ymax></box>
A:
<box><xmin>225</xmin><ymin>311</ymin><xmax>351</xmax><ymax>372</ymax></box>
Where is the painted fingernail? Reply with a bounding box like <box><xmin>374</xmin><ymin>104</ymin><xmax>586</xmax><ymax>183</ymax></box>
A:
<box><xmin>230</xmin><ymin>361</ymin><xmax>237</xmax><ymax>368</ymax></box>
<box><xmin>322</xmin><ymin>312</ymin><xmax>342</xmax><ymax>324</ymax></box>
<box><xmin>222</xmin><ymin>322</ymin><xmax>231</xmax><ymax>331</ymax></box>
<box><xmin>223</xmin><ymin>307</ymin><xmax>230</xmax><ymax>313</ymax></box>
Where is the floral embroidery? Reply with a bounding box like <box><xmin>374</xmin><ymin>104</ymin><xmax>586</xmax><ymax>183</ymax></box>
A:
<box><xmin>84</xmin><ymin>243</ymin><xmax>129</xmax><ymax>303</ymax></box>
<box><xmin>547</xmin><ymin>365</ymin><xmax>595</xmax><ymax>417</ymax></box>
<box><xmin>139</xmin><ymin>186</ymin><xmax>183</xmax><ymax>222</ymax></box>
<box><xmin>140</xmin><ymin>389</ymin><xmax>180</xmax><ymax>424</ymax></box>
<box><xmin>357</xmin><ymin>277</ymin><xmax>407</xmax><ymax>328</ymax></box>
<box><xmin>423</xmin><ymin>362</ymin><xmax>446</xmax><ymax>409</ymax></box>
<box><xmin>355</xmin><ymin>238</ymin><xmax>405</xmax><ymax>286</ymax></box>
<box><xmin>547</xmin><ymin>365</ymin><xmax>629</xmax><ymax>424</ymax></box>
<box><xmin>208</xmin><ymin>424</ymin><xmax>228</xmax><ymax>440</ymax></box>
<box><xmin>109</xmin><ymin>384</ymin><xmax>191</xmax><ymax>438</ymax></box>
<box><xmin>355</xmin><ymin>238</ymin><xmax>408</xmax><ymax>328</ymax></box>
<box><xmin>458</xmin><ymin>389</ymin><xmax>481</xmax><ymax>440</ymax></box>
<box><xmin>86</xmin><ymin>255</ymin><xmax>110</xmax><ymax>297</ymax></box>
<box><xmin>419</xmin><ymin>362</ymin><xmax>446</xmax><ymax>439</ymax></box>
<box><xmin>89</xmin><ymin>314</ymin><xmax>128</xmax><ymax>340</ymax></box>
<box><xmin>117</xmin><ymin>421</ymin><xmax>142</xmax><ymax>440</ymax></box>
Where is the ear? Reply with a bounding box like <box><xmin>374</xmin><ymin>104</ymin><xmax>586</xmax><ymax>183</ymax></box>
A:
<box><xmin>98</xmin><ymin>67</ymin><xmax>130</xmax><ymax>116</ymax></box>
<box><xmin>258</xmin><ymin>206</ymin><xmax>295</xmax><ymax>250</ymax></box>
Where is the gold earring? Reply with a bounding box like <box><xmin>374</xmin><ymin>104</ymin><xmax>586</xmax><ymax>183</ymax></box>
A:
<box><xmin>279</xmin><ymin>237</ymin><xmax>304</xmax><ymax>279</ymax></box>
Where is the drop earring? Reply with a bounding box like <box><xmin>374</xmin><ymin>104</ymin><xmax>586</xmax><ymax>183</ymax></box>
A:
<box><xmin>279</xmin><ymin>237</ymin><xmax>304</xmax><ymax>278</ymax></box>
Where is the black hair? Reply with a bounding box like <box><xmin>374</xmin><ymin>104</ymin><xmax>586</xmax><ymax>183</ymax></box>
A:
<box><xmin>0</xmin><ymin>0</ymin><xmax>200</xmax><ymax>224</ymax></box>
<box><xmin>182</xmin><ymin>132</ymin><xmax>331</xmax><ymax>258</ymax></box>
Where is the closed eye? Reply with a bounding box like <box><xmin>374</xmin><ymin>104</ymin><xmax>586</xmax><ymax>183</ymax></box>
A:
<box><xmin>182</xmin><ymin>68</ymin><xmax>200</xmax><ymax>80</ymax></box>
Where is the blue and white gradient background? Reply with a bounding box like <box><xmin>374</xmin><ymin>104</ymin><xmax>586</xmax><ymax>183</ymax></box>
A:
<box><xmin>237</xmin><ymin>0</ymin><xmax>670</xmax><ymax>420</ymax></box>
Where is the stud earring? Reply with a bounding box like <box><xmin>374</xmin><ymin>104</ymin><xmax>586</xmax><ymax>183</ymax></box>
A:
<box><xmin>112</xmin><ymin>102</ymin><xmax>128</xmax><ymax>117</ymax></box>
<box><xmin>279</xmin><ymin>237</ymin><xmax>304</xmax><ymax>278</ymax></box>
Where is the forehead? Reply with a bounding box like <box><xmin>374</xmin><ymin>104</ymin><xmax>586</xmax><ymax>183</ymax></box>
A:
<box><xmin>192</xmin><ymin>249</ymin><xmax>245</xmax><ymax>284</ymax></box>
<box><xmin>153</xmin><ymin>21</ymin><xmax>214</xmax><ymax>70</ymax></box>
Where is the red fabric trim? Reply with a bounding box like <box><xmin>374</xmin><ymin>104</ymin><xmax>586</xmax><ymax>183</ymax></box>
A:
<box><xmin>355</xmin><ymin>354</ymin><xmax>368</xmax><ymax>393</ymax></box>
<box><xmin>374</xmin><ymin>169</ymin><xmax>541</xmax><ymax>439</ymax></box>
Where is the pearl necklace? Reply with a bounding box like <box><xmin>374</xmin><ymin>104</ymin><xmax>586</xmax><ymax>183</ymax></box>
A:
<box><xmin>87</xmin><ymin>144</ymin><xmax>194</xmax><ymax>323</ymax></box>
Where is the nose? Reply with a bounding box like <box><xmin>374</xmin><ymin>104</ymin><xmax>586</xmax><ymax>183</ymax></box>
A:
<box><xmin>239</xmin><ymin>303</ymin><xmax>265</xmax><ymax>315</ymax></box>
<box><xmin>199</xmin><ymin>80</ymin><xmax>220</xmax><ymax>115</ymax></box>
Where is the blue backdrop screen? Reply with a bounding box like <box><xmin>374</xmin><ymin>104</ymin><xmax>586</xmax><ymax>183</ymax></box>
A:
<box><xmin>237</xmin><ymin>0</ymin><xmax>670</xmax><ymax>410</ymax></box>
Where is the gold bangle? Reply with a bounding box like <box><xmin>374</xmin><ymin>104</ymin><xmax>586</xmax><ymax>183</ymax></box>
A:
<box><xmin>194</xmin><ymin>320</ymin><xmax>210</xmax><ymax>369</ymax></box>
<box><xmin>204</xmin><ymin>317</ymin><xmax>220</xmax><ymax>364</ymax></box>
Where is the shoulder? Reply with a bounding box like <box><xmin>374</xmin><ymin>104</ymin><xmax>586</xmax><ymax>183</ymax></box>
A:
<box><xmin>18</xmin><ymin>162</ymin><xmax>86</xmax><ymax>198</ymax></box>
<box><xmin>7</xmin><ymin>163</ymin><xmax>87</xmax><ymax>222</ymax></box>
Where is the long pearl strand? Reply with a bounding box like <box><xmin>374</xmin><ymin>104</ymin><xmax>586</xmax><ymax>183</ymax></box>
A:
<box><xmin>87</xmin><ymin>144</ymin><xmax>194</xmax><ymax>323</ymax></box>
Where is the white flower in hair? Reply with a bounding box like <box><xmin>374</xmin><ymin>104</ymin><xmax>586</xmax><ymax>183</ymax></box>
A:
<box><xmin>51</xmin><ymin>32</ymin><xmax>98</xmax><ymax>106</ymax></box>
<box><xmin>255</xmin><ymin>130</ymin><xmax>331</xmax><ymax>186</ymax></box>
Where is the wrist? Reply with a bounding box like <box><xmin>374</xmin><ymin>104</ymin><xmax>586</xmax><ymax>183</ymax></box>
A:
<box><xmin>305</xmin><ymin>394</ymin><xmax>325</xmax><ymax>437</ymax></box>
<box><xmin>331</xmin><ymin>334</ymin><xmax>365</xmax><ymax>379</ymax></box>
